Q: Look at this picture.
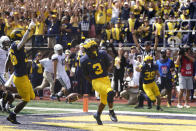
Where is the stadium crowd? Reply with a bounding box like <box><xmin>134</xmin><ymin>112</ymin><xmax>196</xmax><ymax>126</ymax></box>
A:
<box><xmin>0</xmin><ymin>0</ymin><xmax>195</xmax><ymax>47</ymax></box>
<box><xmin>0</xmin><ymin>0</ymin><xmax>196</xmax><ymax>125</ymax></box>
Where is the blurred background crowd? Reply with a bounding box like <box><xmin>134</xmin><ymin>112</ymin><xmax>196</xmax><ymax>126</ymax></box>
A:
<box><xmin>0</xmin><ymin>0</ymin><xmax>195</xmax><ymax>48</ymax></box>
<box><xmin>0</xmin><ymin>0</ymin><xmax>196</xmax><ymax>108</ymax></box>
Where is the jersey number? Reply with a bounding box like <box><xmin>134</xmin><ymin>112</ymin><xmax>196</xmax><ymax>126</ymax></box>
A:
<box><xmin>93</xmin><ymin>63</ymin><xmax>103</xmax><ymax>75</ymax></box>
<box><xmin>144</xmin><ymin>71</ymin><xmax>155</xmax><ymax>80</ymax></box>
<box><xmin>9</xmin><ymin>49</ymin><xmax>18</xmax><ymax>66</ymax></box>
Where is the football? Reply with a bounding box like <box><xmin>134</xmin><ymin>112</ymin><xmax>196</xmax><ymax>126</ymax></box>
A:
<box><xmin>65</xmin><ymin>93</ymin><xmax>80</xmax><ymax>103</ymax></box>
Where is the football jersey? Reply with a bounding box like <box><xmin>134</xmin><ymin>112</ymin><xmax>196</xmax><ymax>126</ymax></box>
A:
<box><xmin>9</xmin><ymin>42</ymin><xmax>28</xmax><ymax>77</ymax></box>
<box><xmin>141</xmin><ymin>64</ymin><xmax>158</xmax><ymax>84</ymax></box>
<box><xmin>52</xmin><ymin>53</ymin><xmax>67</xmax><ymax>78</ymax></box>
<box><xmin>0</xmin><ymin>48</ymin><xmax>8</xmax><ymax>73</ymax></box>
<box><xmin>80</xmin><ymin>50</ymin><xmax>111</xmax><ymax>80</ymax></box>
<box><xmin>156</xmin><ymin>58</ymin><xmax>174</xmax><ymax>78</ymax></box>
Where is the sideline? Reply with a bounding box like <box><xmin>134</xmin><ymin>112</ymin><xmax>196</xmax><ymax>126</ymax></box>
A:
<box><xmin>24</xmin><ymin>107</ymin><xmax>196</xmax><ymax>117</ymax></box>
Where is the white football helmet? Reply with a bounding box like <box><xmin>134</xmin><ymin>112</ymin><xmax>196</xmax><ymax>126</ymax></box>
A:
<box><xmin>54</xmin><ymin>44</ymin><xmax>63</xmax><ymax>54</ymax></box>
<box><xmin>0</xmin><ymin>36</ymin><xmax>10</xmax><ymax>49</ymax></box>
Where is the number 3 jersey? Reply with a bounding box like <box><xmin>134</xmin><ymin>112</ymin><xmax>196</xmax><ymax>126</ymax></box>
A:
<box><xmin>9</xmin><ymin>42</ymin><xmax>28</xmax><ymax>77</ymax></box>
<box><xmin>80</xmin><ymin>50</ymin><xmax>111</xmax><ymax>80</ymax></box>
<box><xmin>140</xmin><ymin>64</ymin><xmax>158</xmax><ymax>84</ymax></box>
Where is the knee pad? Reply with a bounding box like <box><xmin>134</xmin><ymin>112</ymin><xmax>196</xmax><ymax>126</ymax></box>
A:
<box><xmin>107</xmin><ymin>91</ymin><xmax>115</xmax><ymax>103</ymax></box>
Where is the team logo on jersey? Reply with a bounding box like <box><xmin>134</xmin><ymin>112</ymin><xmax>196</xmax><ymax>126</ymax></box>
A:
<box><xmin>186</xmin><ymin>64</ymin><xmax>191</xmax><ymax>70</ymax></box>
<box><xmin>161</xmin><ymin>66</ymin><xmax>168</xmax><ymax>74</ymax></box>
<box><xmin>61</xmin><ymin>58</ymin><xmax>65</xmax><ymax>65</ymax></box>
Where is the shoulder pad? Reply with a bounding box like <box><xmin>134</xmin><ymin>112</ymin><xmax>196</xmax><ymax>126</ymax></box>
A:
<box><xmin>51</xmin><ymin>54</ymin><xmax>58</xmax><ymax>60</ymax></box>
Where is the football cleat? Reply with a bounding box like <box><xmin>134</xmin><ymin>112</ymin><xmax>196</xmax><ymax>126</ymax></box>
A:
<box><xmin>7</xmin><ymin>113</ymin><xmax>20</xmax><ymax>124</ymax></box>
<box><xmin>93</xmin><ymin>113</ymin><xmax>103</xmax><ymax>125</ymax></box>
<box><xmin>177</xmin><ymin>104</ymin><xmax>183</xmax><ymax>109</ymax></box>
<box><xmin>50</xmin><ymin>95</ymin><xmax>56</xmax><ymax>100</ymax></box>
<box><xmin>109</xmin><ymin>110</ymin><xmax>118</xmax><ymax>122</ymax></box>
<box><xmin>134</xmin><ymin>105</ymin><xmax>144</xmax><ymax>109</ymax></box>
<box><xmin>184</xmin><ymin>104</ymin><xmax>190</xmax><ymax>109</ymax></box>
<box><xmin>156</xmin><ymin>106</ymin><xmax>163</xmax><ymax>111</ymax></box>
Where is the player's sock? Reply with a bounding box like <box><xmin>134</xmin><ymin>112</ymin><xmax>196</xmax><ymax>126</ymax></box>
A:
<box><xmin>93</xmin><ymin>112</ymin><xmax>102</xmax><ymax>125</ymax></box>
<box><xmin>109</xmin><ymin>110</ymin><xmax>118</xmax><ymax>122</ymax></box>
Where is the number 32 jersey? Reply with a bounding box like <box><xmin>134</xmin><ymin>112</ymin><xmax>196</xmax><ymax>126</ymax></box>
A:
<box><xmin>80</xmin><ymin>50</ymin><xmax>111</xmax><ymax>80</ymax></box>
<box><xmin>141</xmin><ymin>64</ymin><xmax>158</xmax><ymax>84</ymax></box>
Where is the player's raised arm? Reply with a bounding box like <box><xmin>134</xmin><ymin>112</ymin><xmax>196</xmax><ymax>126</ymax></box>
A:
<box><xmin>154</xmin><ymin>32</ymin><xmax>158</xmax><ymax>51</ymax></box>
<box><xmin>17</xmin><ymin>21</ymin><xmax>35</xmax><ymax>50</ymax></box>
<box><xmin>131</xmin><ymin>28</ymin><xmax>140</xmax><ymax>51</ymax></box>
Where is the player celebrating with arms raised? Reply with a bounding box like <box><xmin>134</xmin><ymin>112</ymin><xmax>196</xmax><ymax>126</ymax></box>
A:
<box><xmin>7</xmin><ymin>21</ymin><xmax>35</xmax><ymax>124</ymax></box>
<box><xmin>80</xmin><ymin>39</ymin><xmax>117</xmax><ymax>125</ymax></box>
<box><xmin>137</xmin><ymin>55</ymin><xmax>162</xmax><ymax>111</ymax></box>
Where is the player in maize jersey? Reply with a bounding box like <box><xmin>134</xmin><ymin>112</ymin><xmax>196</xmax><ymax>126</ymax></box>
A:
<box><xmin>137</xmin><ymin>55</ymin><xmax>162</xmax><ymax>111</ymax></box>
<box><xmin>80</xmin><ymin>39</ymin><xmax>117</xmax><ymax>125</ymax></box>
<box><xmin>6</xmin><ymin>21</ymin><xmax>35</xmax><ymax>124</ymax></box>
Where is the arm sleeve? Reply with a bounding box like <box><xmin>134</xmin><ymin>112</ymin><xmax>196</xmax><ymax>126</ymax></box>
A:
<box><xmin>17</xmin><ymin>29</ymin><xmax>30</xmax><ymax>50</ymax></box>
<box><xmin>102</xmin><ymin>51</ymin><xmax>112</xmax><ymax>68</ymax></box>
<box><xmin>51</xmin><ymin>54</ymin><xmax>58</xmax><ymax>60</ymax></box>
<box><xmin>170</xmin><ymin>60</ymin><xmax>175</xmax><ymax>69</ymax></box>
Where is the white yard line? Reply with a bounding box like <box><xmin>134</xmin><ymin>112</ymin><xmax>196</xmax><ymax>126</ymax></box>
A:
<box><xmin>24</xmin><ymin>107</ymin><xmax>196</xmax><ymax>117</ymax></box>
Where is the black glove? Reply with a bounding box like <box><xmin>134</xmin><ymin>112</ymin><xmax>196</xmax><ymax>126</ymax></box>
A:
<box><xmin>178</xmin><ymin>48</ymin><xmax>185</xmax><ymax>55</ymax></box>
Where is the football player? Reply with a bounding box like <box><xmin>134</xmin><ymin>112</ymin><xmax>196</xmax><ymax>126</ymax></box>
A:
<box><xmin>6</xmin><ymin>21</ymin><xmax>35</xmax><ymax>124</ymax></box>
<box><xmin>0</xmin><ymin>36</ymin><xmax>11</xmax><ymax>110</ymax></box>
<box><xmin>0</xmin><ymin>36</ymin><xmax>16</xmax><ymax>112</ymax></box>
<box><xmin>137</xmin><ymin>55</ymin><xmax>162</xmax><ymax>111</ymax></box>
<box><xmin>52</xmin><ymin>44</ymin><xmax>71</xmax><ymax>100</ymax></box>
<box><xmin>80</xmin><ymin>39</ymin><xmax>118</xmax><ymax>125</ymax></box>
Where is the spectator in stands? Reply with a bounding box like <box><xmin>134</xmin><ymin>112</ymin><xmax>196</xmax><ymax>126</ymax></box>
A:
<box><xmin>112</xmin><ymin>19</ymin><xmax>124</xmax><ymax>44</ymax></box>
<box><xmin>111</xmin><ymin>0</ymin><xmax>120</xmax><ymax>24</ymax></box>
<box><xmin>137</xmin><ymin>18</ymin><xmax>152</xmax><ymax>43</ymax></box>
<box><xmin>95</xmin><ymin>3</ymin><xmax>107</xmax><ymax>39</ymax></box>
<box><xmin>153</xmin><ymin>17</ymin><xmax>163</xmax><ymax>44</ymax></box>
<box><xmin>61</xmin><ymin>16</ymin><xmax>72</xmax><ymax>48</ymax></box>
<box><xmin>78</xmin><ymin>15</ymin><xmax>90</xmax><ymax>38</ymax></box>
<box><xmin>0</xmin><ymin>18</ymin><xmax>5</xmax><ymax>37</ymax></box>
<box><xmin>121</xmin><ymin>2</ymin><xmax>130</xmax><ymax>23</ymax></box>
<box><xmin>127</xmin><ymin>13</ymin><xmax>136</xmax><ymax>43</ymax></box>
<box><xmin>182</xmin><ymin>0</ymin><xmax>196</xmax><ymax>44</ymax></box>
<box><xmin>176</xmin><ymin>45</ymin><xmax>195</xmax><ymax>108</ymax></box>
<box><xmin>34</xmin><ymin>12</ymin><xmax>45</xmax><ymax>47</ymax></box>
<box><xmin>45</xmin><ymin>13</ymin><xmax>61</xmax><ymax>48</ymax></box>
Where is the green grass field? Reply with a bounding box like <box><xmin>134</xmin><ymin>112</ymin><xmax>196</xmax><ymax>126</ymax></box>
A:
<box><xmin>1</xmin><ymin>99</ymin><xmax>196</xmax><ymax>116</ymax></box>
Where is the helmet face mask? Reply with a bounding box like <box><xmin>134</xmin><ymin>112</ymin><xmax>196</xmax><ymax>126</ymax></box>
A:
<box><xmin>10</xmin><ymin>29</ymin><xmax>25</xmax><ymax>41</ymax></box>
<box><xmin>144</xmin><ymin>55</ymin><xmax>153</xmax><ymax>64</ymax></box>
<box><xmin>0</xmin><ymin>36</ymin><xmax>11</xmax><ymax>50</ymax></box>
<box><xmin>2</xmin><ymin>41</ymin><xmax>11</xmax><ymax>50</ymax></box>
<box><xmin>83</xmin><ymin>39</ymin><xmax>98</xmax><ymax>58</ymax></box>
<box><xmin>54</xmin><ymin>44</ymin><xmax>63</xmax><ymax>55</ymax></box>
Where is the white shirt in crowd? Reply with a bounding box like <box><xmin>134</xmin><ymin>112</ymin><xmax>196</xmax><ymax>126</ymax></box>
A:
<box><xmin>112</xmin><ymin>6</ymin><xmax>120</xmax><ymax>18</ymax></box>
<box><xmin>0</xmin><ymin>48</ymin><xmax>8</xmax><ymax>73</ymax></box>
<box><xmin>40</xmin><ymin>58</ymin><xmax>54</xmax><ymax>73</ymax></box>
<box><xmin>125</xmin><ymin>76</ymin><xmax>138</xmax><ymax>94</ymax></box>
<box><xmin>129</xmin><ymin>55</ymin><xmax>141</xmax><ymax>86</ymax></box>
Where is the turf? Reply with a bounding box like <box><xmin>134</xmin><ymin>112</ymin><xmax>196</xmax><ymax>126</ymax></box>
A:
<box><xmin>1</xmin><ymin>99</ymin><xmax>196</xmax><ymax>115</ymax></box>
